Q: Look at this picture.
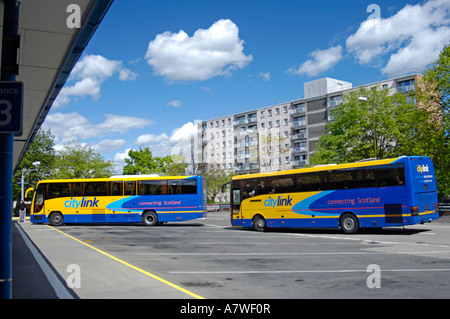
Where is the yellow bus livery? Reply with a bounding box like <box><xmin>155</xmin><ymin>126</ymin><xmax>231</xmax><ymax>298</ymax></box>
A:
<box><xmin>29</xmin><ymin>175</ymin><xmax>207</xmax><ymax>226</ymax></box>
<box><xmin>230</xmin><ymin>156</ymin><xmax>439</xmax><ymax>233</ymax></box>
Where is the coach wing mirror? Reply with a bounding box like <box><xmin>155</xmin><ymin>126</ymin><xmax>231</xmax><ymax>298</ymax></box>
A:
<box><xmin>221</xmin><ymin>181</ymin><xmax>231</xmax><ymax>193</ymax></box>
<box><xmin>25</xmin><ymin>187</ymin><xmax>35</xmax><ymax>199</ymax></box>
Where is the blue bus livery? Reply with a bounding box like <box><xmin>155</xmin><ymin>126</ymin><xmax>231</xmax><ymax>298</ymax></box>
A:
<box><xmin>231</xmin><ymin>156</ymin><xmax>439</xmax><ymax>233</ymax></box>
<box><xmin>29</xmin><ymin>175</ymin><xmax>207</xmax><ymax>226</ymax></box>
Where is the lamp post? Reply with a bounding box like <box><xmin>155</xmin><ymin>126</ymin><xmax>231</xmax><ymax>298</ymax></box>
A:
<box><xmin>358</xmin><ymin>96</ymin><xmax>377</xmax><ymax>159</ymax></box>
<box><xmin>19</xmin><ymin>161</ymin><xmax>40</xmax><ymax>201</ymax></box>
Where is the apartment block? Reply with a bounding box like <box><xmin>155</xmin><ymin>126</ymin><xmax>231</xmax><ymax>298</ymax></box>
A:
<box><xmin>197</xmin><ymin>74</ymin><xmax>420</xmax><ymax>174</ymax></box>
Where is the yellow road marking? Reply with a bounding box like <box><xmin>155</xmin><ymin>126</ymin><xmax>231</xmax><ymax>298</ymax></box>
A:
<box><xmin>46</xmin><ymin>225</ymin><xmax>205</xmax><ymax>299</ymax></box>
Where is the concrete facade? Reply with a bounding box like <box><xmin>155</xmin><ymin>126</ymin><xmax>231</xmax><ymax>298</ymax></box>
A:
<box><xmin>197</xmin><ymin>74</ymin><xmax>420</xmax><ymax>174</ymax></box>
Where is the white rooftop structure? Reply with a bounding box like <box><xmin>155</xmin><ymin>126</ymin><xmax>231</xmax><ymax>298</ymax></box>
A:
<box><xmin>304</xmin><ymin>77</ymin><xmax>352</xmax><ymax>99</ymax></box>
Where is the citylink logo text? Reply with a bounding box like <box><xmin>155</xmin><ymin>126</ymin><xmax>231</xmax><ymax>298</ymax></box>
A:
<box><xmin>264</xmin><ymin>195</ymin><xmax>292</xmax><ymax>208</ymax></box>
<box><xmin>64</xmin><ymin>197</ymin><xmax>99</xmax><ymax>208</ymax></box>
<box><xmin>417</xmin><ymin>164</ymin><xmax>430</xmax><ymax>173</ymax></box>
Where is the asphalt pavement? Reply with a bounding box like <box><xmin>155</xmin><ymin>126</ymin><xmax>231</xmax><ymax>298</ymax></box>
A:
<box><xmin>12</xmin><ymin>218</ymin><xmax>195</xmax><ymax>299</ymax></box>
<box><xmin>10</xmin><ymin>213</ymin><xmax>450</xmax><ymax>300</ymax></box>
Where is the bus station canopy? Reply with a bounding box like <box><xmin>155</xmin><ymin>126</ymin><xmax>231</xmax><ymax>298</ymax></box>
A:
<box><xmin>0</xmin><ymin>0</ymin><xmax>113</xmax><ymax>172</ymax></box>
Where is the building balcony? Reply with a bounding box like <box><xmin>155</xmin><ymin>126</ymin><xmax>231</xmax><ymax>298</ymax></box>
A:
<box><xmin>235</xmin><ymin>130</ymin><xmax>257</xmax><ymax>137</ymax></box>
<box><xmin>234</xmin><ymin>118</ymin><xmax>248</xmax><ymax>126</ymax></box>
<box><xmin>291</xmin><ymin>133</ymin><xmax>307</xmax><ymax>140</ymax></box>
<box><xmin>235</xmin><ymin>143</ymin><xmax>246</xmax><ymax>150</ymax></box>
<box><xmin>291</xmin><ymin>106</ymin><xmax>306</xmax><ymax>116</ymax></box>
<box><xmin>292</xmin><ymin>159</ymin><xmax>307</xmax><ymax>167</ymax></box>
<box><xmin>292</xmin><ymin>120</ymin><xmax>306</xmax><ymax>128</ymax></box>
<box><xmin>236</xmin><ymin>163</ymin><xmax>259</xmax><ymax>172</ymax></box>
<box><xmin>236</xmin><ymin>153</ymin><xmax>250</xmax><ymax>161</ymax></box>
<box><xmin>292</xmin><ymin>146</ymin><xmax>307</xmax><ymax>154</ymax></box>
<box><xmin>327</xmin><ymin>100</ymin><xmax>342</xmax><ymax>108</ymax></box>
<box><xmin>396</xmin><ymin>84</ymin><xmax>415</xmax><ymax>93</ymax></box>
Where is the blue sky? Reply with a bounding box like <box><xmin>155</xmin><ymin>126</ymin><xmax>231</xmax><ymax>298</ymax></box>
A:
<box><xmin>41</xmin><ymin>0</ymin><xmax>450</xmax><ymax>173</ymax></box>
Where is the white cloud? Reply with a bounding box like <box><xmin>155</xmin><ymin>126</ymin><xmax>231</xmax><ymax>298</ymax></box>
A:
<box><xmin>42</xmin><ymin>112</ymin><xmax>152</xmax><ymax>144</ymax></box>
<box><xmin>54</xmin><ymin>54</ymin><xmax>138</xmax><ymax>108</ymax></box>
<box><xmin>290</xmin><ymin>46</ymin><xmax>343</xmax><ymax>77</ymax></box>
<box><xmin>167</xmin><ymin>100</ymin><xmax>182</xmax><ymax>107</ymax></box>
<box><xmin>110</xmin><ymin>121</ymin><xmax>201</xmax><ymax>172</ymax></box>
<box><xmin>98</xmin><ymin>114</ymin><xmax>153</xmax><ymax>133</ymax></box>
<box><xmin>257</xmin><ymin>72</ymin><xmax>271</xmax><ymax>81</ymax></box>
<box><xmin>93</xmin><ymin>139</ymin><xmax>126</xmax><ymax>152</ymax></box>
<box><xmin>118</xmin><ymin>68</ymin><xmax>138</xmax><ymax>81</ymax></box>
<box><xmin>201</xmin><ymin>86</ymin><xmax>213</xmax><ymax>94</ymax></box>
<box><xmin>113</xmin><ymin>148</ymin><xmax>131</xmax><ymax>163</ymax></box>
<box><xmin>112</xmin><ymin>148</ymin><xmax>132</xmax><ymax>174</ymax></box>
<box><xmin>144</xmin><ymin>19</ymin><xmax>253</xmax><ymax>81</ymax></box>
<box><xmin>135</xmin><ymin>133</ymin><xmax>169</xmax><ymax>146</ymax></box>
<box><xmin>169</xmin><ymin>122</ymin><xmax>197</xmax><ymax>143</ymax></box>
<box><xmin>70</xmin><ymin>54</ymin><xmax>122</xmax><ymax>80</ymax></box>
<box><xmin>346</xmin><ymin>0</ymin><xmax>450</xmax><ymax>74</ymax></box>
<box><xmin>132</xmin><ymin>121</ymin><xmax>197</xmax><ymax>152</ymax></box>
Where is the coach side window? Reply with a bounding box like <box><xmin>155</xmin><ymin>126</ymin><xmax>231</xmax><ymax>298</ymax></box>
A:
<box><xmin>125</xmin><ymin>181</ymin><xmax>136</xmax><ymax>195</ymax></box>
<box><xmin>109</xmin><ymin>181</ymin><xmax>123</xmax><ymax>196</ymax></box>
<box><xmin>242</xmin><ymin>178</ymin><xmax>263</xmax><ymax>200</ymax></box>
<box><xmin>47</xmin><ymin>183</ymin><xmax>71</xmax><ymax>199</ymax></box>
<box><xmin>268</xmin><ymin>175</ymin><xmax>295</xmax><ymax>194</ymax></box>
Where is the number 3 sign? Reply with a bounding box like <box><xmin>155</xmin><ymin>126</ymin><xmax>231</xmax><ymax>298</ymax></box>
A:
<box><xmin>0</xmin><ymin>81</ymin><xmax>23</xmax><ymax>134</ymax></box>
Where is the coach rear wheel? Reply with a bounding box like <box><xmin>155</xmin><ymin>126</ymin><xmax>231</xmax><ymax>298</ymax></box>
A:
<box><xmin>340</xmin><ymin>213</ymin><xmax>359</xmax><ymax>234</ymax></box>
<box><xmin>252</xmin><ymin>215</ymin><xmax>266</xmax><ymax>232</ymax></box>
<box><xmin>142</xmin><ymin>211</ymin><xmax>158</xmax><ymax>226</ymax></box>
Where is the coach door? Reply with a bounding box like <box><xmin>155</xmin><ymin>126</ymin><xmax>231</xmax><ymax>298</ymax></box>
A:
<box><xmin>33</xmin><ymin>188</ymin><xmax>45</xmax><ymax>219</ymax></box>
<box><xmin>231</xmin><ymin>180</ymin><xmax>243</xmax><ymax>226</ymax></box>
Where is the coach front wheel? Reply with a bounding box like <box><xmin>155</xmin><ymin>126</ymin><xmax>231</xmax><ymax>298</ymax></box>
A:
<box><xmin>49</xmin><ymin>212</ymin><xmax>64</xmax><ymax>226</ymax></box>
<box><xmin>252</xmin><ymin>215</ymin><xmax>266</xmax><ymax>232</ymax></box>
<box><xmin>340</xmin><ymin>213</ymin><xmax>359</xmax><ymax>234</ymax></box>
<box><xmin>142</xmin><ymin>211</ymin><xmax>158</xmax><ymax>226</ymax></box>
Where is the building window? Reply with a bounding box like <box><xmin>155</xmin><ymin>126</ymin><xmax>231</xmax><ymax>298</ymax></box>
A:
<box><xmin>328</xmin><ymin>95</ymin><xmax>343</xmax><ymax>108</ymax></box>
<box><xmin>397</xmin><ymin>79</ymin><xmax>415</xmax><ymax>93</ymax></box>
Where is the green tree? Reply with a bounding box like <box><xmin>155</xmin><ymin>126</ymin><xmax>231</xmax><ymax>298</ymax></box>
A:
<box><xmin>52</xmin><ymin>141</ymin><xmax>114</xmax><ymax>179</ymax></box>
<box><xmin>13</xmin><ymin>129</ymin><xmax>55</xmax><ymax>200</ymax></box>
<box><xmin>419</xmin><ymin>44</ymin><xmax>450</xmax><ymax>113</ymax></box>
<box><xmin>123</xmin><ymin>147</ymin><xmax>187</xmax><ymax>175</ymax></box>
<box><xmin>311</xmin><ymin>44</ymin><xmax>450</xmax><ymax>199</ymax></box>
<box><xmin>165</xmin><ymin>154</ymin><xmax>188</xmax><ymax>176</ymax></box>
<box><xmin>203</xmin><ymin>168</ymin><xmax>235</xmax><ymax>203</ymax></box>
<box><xmin>310</xmin><ymin>87</ymin><xmax>424</xmax><ymax>165</ymax></box>
<box><xmin>416</xmin><ymin>44</ymin><xmax>450</xmax><ymax>199</ymax></box>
